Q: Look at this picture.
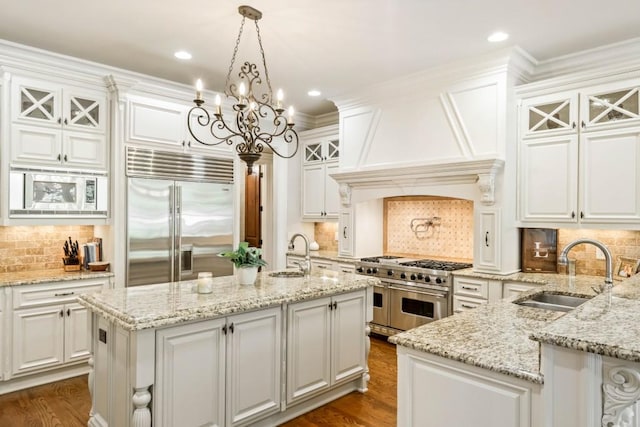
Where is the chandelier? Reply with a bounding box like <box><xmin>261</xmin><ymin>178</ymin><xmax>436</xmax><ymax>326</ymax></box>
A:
<box><xmin>187</xmin><ymin>5</ymin><xmax>299</xmax><ymax>173</ymax></box>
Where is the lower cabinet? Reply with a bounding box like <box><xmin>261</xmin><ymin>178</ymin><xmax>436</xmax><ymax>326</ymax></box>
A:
<box><xmin>397</xmin><ymin>346</ymin><xmax>542</xmax><ymax>427</ymax></box>
<box><xmin>502</xmin><ymin>281</ymin><xmax>542</xmax><ymax>299</ymax></box>
<box><xmin>286</xmin><ymin>290</ymin><xmax>366</xmax><ymax>405</ymax></box>
<box><xmin>154</xmin><ymin>307</ymin><xmax>281</xmax><ymax>427</ymax></box>
<box><xmin>286</xmin><ymin>254</ymin><xmax>357</xmax><ymax>275</ymax></box>
<box><xmin>452</xmin><ymin>276</ymin><xmax>502</xmax><ymax>314</ymax></box>
<box><xmin>10</xmin><ymin>279</ymin><xmax>106</xmax><ymax>378</ymax></box>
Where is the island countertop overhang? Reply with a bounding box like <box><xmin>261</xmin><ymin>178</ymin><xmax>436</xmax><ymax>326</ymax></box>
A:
<box><xmin>78</xmin><ymin>269</ymin><xmax>378</xmax><ymax>331</ymax></box>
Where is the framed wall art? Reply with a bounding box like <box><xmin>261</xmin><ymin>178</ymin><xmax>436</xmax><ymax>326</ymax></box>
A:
<box><xmin>521</xmin><ymin>228</ymin><xmax>558</xmax><ymax>273</ymax></box>
<box><xmin>613</xmin><ymin>256</ymin><xmax>640</xmax><ymax>280</ymax></box>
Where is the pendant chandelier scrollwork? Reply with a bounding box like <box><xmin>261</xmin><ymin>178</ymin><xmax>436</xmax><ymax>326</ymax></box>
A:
<box><xmin>187</xmin><ymin>5</ymin><xmax>299</xmax><ymax>173</ymax></box>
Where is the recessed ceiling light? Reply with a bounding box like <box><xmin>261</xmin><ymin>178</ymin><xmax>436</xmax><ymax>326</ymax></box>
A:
<box><xmin>174</xmin><ymin>50</ymin><xmax>192</xmax><ymax>60</ymax></box>
<box><xmin>307</xmin><ymin>90</ymin><xmax>321</xmax><ymax>97</ymax></box>
<box><xmin>487</xmin><ymin>32</ymin><xmax>509</xmax><ymax>43</ymax></box>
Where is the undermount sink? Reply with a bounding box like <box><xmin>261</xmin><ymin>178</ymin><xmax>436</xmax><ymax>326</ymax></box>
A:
<box><xmin>269</xmin><ymin>271</ymin><xmax>305</xmax><ymax>278</ymax></box>
<box><xmin>514</xmin><ymin>292</ymin><xmax>591</xmax><ymax>312</ymax></box>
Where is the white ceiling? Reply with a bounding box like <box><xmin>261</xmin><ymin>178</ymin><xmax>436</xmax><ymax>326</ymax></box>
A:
<box><xmin>0</xmin><ymin>0</ymin><xmax>639</xmax><ymax>116</ymax></box>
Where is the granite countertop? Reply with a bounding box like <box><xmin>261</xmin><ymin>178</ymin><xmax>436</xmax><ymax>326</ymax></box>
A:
<box><xmin>287</xmin><ymin>250</ymin><xmax>357</xmax><ymax>264</ymax></box>
<box><xmin>0</xmin><ymin>269</ymin><xmax>114</xmax><ymax>287</ymax></box>
<box><xmin>389</xmin><ymin>274</ymin><xmax>614</xmax><ymax>384</ymax></box>
<box><xmin>78</xmin><ymin>269</ymin><xmax>378</xmax><ymax>331</ymax></box>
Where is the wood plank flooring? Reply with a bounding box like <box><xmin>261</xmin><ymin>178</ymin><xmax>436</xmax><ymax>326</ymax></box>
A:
<box><xmin>0</xmin><ymin>336</ymin><xmax>397</xmax><ymax>427</ymax></box>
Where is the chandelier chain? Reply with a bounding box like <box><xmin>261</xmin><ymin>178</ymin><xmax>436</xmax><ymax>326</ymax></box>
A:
<box><xmin>224</xmin><ymin>16</ymin><xmax>247</xmax><ymax>93</ymax></box>
<box><xmin>254</xmin><ymin>19</ymin><xmax>274</xmax><ymax>102</ymax></box>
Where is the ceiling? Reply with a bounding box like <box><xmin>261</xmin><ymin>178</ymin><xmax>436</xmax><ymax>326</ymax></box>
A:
<box><xmin>0</xmin><ymin>0</ymin><xmax>639</xmax><ymax>116</ymax></box>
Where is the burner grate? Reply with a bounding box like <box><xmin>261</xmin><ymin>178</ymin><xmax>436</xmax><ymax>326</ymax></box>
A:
<box><xmin>400</xmin><ymin>259</ymin><xmax>472</xmax><ymax>271</ymax></box>
<box><xmin>360</xmin><ymin>255</ymin><xmax>401</xmax><ymax>263</ymax></box>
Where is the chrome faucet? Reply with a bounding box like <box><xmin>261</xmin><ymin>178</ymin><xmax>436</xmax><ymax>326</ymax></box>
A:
<box><xmin>558</xmin><ymin>238</ymin><xmax>613</xmax><ymax>292</ymax></box>
<box><xmin>288</xmin><ymin>233</ymin><xmax>311</xmax><ymax>276</ymax></box>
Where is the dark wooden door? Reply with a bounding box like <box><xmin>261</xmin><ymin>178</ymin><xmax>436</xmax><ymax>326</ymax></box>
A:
<box><xmin>244</xmin><ymin>167</ymin><xmax>262</xmax><ymax>247</ymax></box>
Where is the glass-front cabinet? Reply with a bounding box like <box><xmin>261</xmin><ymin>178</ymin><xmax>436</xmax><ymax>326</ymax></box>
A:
<box><xmin>581</xmin><ymin>81</ymin><xmax>640</xmax><ymax>129</ymax></box>
<box><xmin>520</xmin><ymin>91</ymin><xmax>578</xmax><ymax>137</ymax></box>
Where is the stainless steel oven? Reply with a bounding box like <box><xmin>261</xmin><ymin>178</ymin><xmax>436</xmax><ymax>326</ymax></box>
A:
<box><xmin>388</xmin><ymin>283</ymin><xmax>448</xmax><ymax>331</ymax></box>
<box><xmin>372</xmin><ymin>284</ymin><xmax>389</xmax><ymax>327</ymax></box>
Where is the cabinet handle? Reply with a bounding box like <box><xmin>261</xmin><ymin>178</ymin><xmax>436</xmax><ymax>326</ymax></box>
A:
<box><xmin>461</xmin><ymin>304</ymin><xmax>476</xmax><ymax>309</ymax></box>
<box><xmin>222</xmin><ymin>325</ymin><xmax>227</xmax><ymax>335</ymax></box>
<box><xmin>333</xmin><ymin>301</ymin><xmax>337</xmax><ymax>310</ymax></box>
<box><xmin>317</xmin><ymin>265</ymin><xmax>327</xmax><ymax>269</ymax></box>
<box><xmin>571</xmin><ymin>211</ymin><xmax>576</xmax><ymax>219</ymax></box>
<box><xmin>57</xmin><ymin>154</ymin><xmax>61</xmax><ymax>161</ymax></box>
<box><xmin>581</xmin><ymin>120</ymin><xmax>585</xmax><ymax>129</ymax></box>
<box><xmin>66</xmin><ymin>308</ymin><xmax>71</xmax><ymax>317</ymax></box>
<box><xmin>229</xmin><ymin>323</ymin><xmax>234</xmax><ymax>334</ymax></box>
<box><xmin>485</xmin><ymin>231</ymin><xmax>489</xmax><ymax>247</ymax></box>
<box><xmin>64</xmin><ymin>118</ymin><xmax>68</xmax><ymax>125</ymax></box>
<box><xmin>54</xmin><ymin>292</ymin><xmax>75</xmax><ymax>296</ymax></box>
<box><xmin>187</xmin><ymin>140</ymin><xmax>191</xmax><ymax>147</ymax></box>
<box><xmin>461</xmin><ymin>286</ymin><xmax>477</xmax><ymax>290</ymax></box>
<box><xmin>63</xmin><ymin>154</ymin><xmax>68</xmax><ymax>162</ymax></box>
<box><xmin>59</xmin><ymin>309</ymin><xmax>64</xmax><ymax>317</ymax></box>
<box><xmin>580</xmin><ymin>211</ymin><xmax>584</xmax><ymax>219</ymax></box>
<box><xmin>328</xmin><ymin>302</ymin><xmax>333</xmax><ymax>310</ymax></box>
<box><xmin>572</xmin><ymin>122</ymin><xmax>576</xmax><ymax>129</ymax></box>
<box><xmin>343</xmin><ymin>227</ymin><xmax>347</xmax><ymax>239</ymax></box>
<box><xmin>57</xmin><ymin>117</ymin><xmax>62</xmax><ymax>124</ymax></box>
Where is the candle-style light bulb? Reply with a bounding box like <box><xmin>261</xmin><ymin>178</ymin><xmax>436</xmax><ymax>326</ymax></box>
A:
<box><xmin>195</xmin><ymin>79</ymin><xmax>203</xmax><ymax>101</ymax></box>
<box><xmin>239</xmin><ymin>82</ymin><xmax>246</xmax><ymax>97</ymax></box>
<box><xmin>287</xmin><ymin>106</ymin><xmax>295</xmax><ymax>124</ymax></box>
<box><xmin>276</xmin><ymin>89</ymin><xmax>284</xmax><ymax>108</ymax></box>
<box><xmin>214</xmin><ymin>94</ymin><xmax>222</xmax><ymax>116</ymax></box>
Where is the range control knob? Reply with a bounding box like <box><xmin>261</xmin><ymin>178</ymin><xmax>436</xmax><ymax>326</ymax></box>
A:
<box><xmin>425</xmin><ymin>276</ymin><xmax>431</xmax><ymax>282</ymax></box>
<box><xmin>410</xmin><ymin>274</ymin><xmax>417</xmax><ymax>281</ymax></box>
<box><xmin>372</xmin><ymin>268</ymin><xmax>379</xmax><ymax>274</ymax></box>
<box><xmin>435</xmin><ymin>277</ymin><xmax>442</xmax><ymax>284</ymax></box>
<box><xmin>417</xmin><ymin>273</ymin><xmax>424</xmax><ymax>280</ymax></box>
<box><xmin>387</xmin><ymin>270</ymin><xmax>394</xmax><ymax>276</ymax></box>
<box><xmin>400</xmin><ymin>273</ymin><xmax>407</xmax><ymax>279</ymax></box>
<box><xmin>366</xmin><ymin>268</ymin><xmax>372</xmax><ymax>274</ymax></box>
<box><xmin>356</xmin><ymin>267</ymin><xmax>364</xmax><ymax>273</ymax></box>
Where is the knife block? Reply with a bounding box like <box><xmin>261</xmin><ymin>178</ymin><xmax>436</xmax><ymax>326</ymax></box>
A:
<box><xmin>62</xmin><ymin>256</ymin><xmax>82</xmax><ymax>271</ymax></box>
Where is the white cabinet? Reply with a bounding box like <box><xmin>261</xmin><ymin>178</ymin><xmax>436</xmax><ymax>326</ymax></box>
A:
<box><xmin>155</xmin><ymin>307</ymin><xmax>281</xmax><ymax>427</ymax></box>
<box><xmin>10</xmin><ymin>76</ymin><xmax>108</xmax><ymax>170</ymax></box>
<box><xmin>338</xmin><ymin>209</ymin><xmax>354</xmax><ymax>258</ymax></box>
<box><xmin>502</xmin><ymin>281</ymin><xmax>542</xmax><ymax>299</ymax></box>
<box><xmin>518</xmin><ymin>79</ymin><xmax>640</xmax><ymax>226</ymax></box>
<box><xmin>10</xmin><ymin>279</ymin><xmax>107</xmax><ymax>377</ymax></box>
<box><xmin>286</xmin><ymin>254</ymin><xmax>357</xmax><ymax>274</ymax></box>
<box><xmin>397</xmin><ymin>346</ymin><xmax>541</xmax><ymax>427</ymax></box>
<box><xmin>452</xmin><ymin>276</ymin><xmax>501</xmax><ymax>314</ymax></box>
<box><xmin>286</xmin><ymin>290</ymin><xmax>366</xmax><ymax>405</ymax></box>
<box><xmin>301</xmin><ymin>125</ymin><xmax>340</xmax><ymax>220</ymax></box>
<box><xmin>475</xmin><ymin>209</ymin><xmax>501</xmax><ymax>272</ymax></box>
<box><xmin>310</xmin><ymin>258</ymin><xmax>333</xmax><ymax>272</ymax></box>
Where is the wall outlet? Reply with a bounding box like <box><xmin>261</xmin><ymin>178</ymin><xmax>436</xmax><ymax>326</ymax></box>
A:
<box><xmin>595</xmin><ymin>247</ymin><xmax>605</xmax><ymax>260</ymax></box>
<box><xmin>334</xmin><ymin>231</ymin><xmax>339</xmax><ymax>241</ymax></box>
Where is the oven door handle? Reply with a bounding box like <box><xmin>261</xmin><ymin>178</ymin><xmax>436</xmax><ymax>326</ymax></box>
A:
<box><xmin>388</xmin><ymin>286</ymin><xmax>447</xmax><ymax>299</ymax></box>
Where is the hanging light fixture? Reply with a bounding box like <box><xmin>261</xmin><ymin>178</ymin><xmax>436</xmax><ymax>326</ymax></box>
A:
<box><xmin>187</xmin><ymin>5</ymin><xmax>299</xmax><ymax>174</ymax></box>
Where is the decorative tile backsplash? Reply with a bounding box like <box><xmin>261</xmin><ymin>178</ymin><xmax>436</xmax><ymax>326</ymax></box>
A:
<box><xmin>0</xmin><ymin>226</ymin><xmax>94</xmax><ymax>273</ymax></box>
<box><xmin>384</xmin><ymin>197</ymin><xmax>474</xmax><ymax>260</ymax></box>
<box><xmin>557</xmin><ymin>228</ymin><xmax>640</xmax><ymax>277</ymax></box>
<box><xmin>314</xmin><ymin>222</ymin><xmax>338</xmax><ymax>251</ymax></box>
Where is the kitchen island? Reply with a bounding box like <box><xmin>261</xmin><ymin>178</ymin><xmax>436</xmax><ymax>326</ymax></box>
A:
<box><xmin>389</xmin><ymin>273</ymin><xmax>640</xmax><ymax>427</ymax></box>
<box><xmin>79</xmin><ymin>269</ymin><xmax>376</xmax><ymax>427</ymax></box>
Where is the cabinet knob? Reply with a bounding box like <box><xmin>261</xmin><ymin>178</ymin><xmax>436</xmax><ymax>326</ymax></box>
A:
<box><xmin>57</xmin><ymin>117</ymin><xmax>62</xmax><ymax>124</ymax></box>
<box><xmin>59</xmin><ymin>309</ymin><xmax>64</xmax><ymax>317</ymax></box>
<box><xmin>333</xmin><ymin>301</ymin><xmax>337</xmax><ymax>310</ymax></box>
<box><xmin>572</xmin><ymin>122</ymin><xmax>576</xmax><ymax>129</ymax></box>
<box><xmin>64</xmin><ymin>118</ymin><xmax>68</xmax><ymax>125</ymax></box>
<box><xmin>328</xmin><ymin>302</ymin><xmax>333</xmax><ymax>310</ymax></box>
<box><xmin>57</xmin><ymin>154</ymin><xmax>61</xmax><ymax>161</ymax></box>
<box><xmin>229</xmin><ymin>323</ymin><xmax>234</xmax><ymax>334</ymax></box>
<box><xmin>571</xmin><ymin>211</ymin><xmax>576</xmax><ymax>219</ymax></box>
<box><xmin>580</xmin><ymin>211</ymin><xmax>584</xmax><ymax>219</ymax></box>
<box><xmin>222</xmin><ymin>325</ymin><xmax>227</xmax><ymax>335</ymax></box>
<box><xmin>63</xmin><ymin>154</ymin><xmax>68</xmax><ymax>162</ymax></box>
<box><xmin>581</xmin><ymin>120</ymin><xmax>586</xmax><ymax>129</ymax></box>
<box><xmin>66</xmin><ymin>308</ymin><xmax>71</xmax><ymax>317</ymax></box>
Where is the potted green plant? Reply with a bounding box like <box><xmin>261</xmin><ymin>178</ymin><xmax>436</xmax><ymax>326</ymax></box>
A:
<box><xmin>220</xmin><ymin>242</ymin><xmax>267</xmax><ymax>285</ymax></box>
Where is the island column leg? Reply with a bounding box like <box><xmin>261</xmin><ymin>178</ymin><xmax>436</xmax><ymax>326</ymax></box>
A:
<box><xmin>129</xmin><ymin>329</ymin><xmax>155</xmax><ymax>427</ymax></box>
<box><xmin>358</xmin><ymin>323</ymin><xmax>371</xmax><ymax>393</ymax></box>
<box><xmin>132</xmin><ymin>387</ymin><xmax>152</xmax><ymax>427</ymax></box>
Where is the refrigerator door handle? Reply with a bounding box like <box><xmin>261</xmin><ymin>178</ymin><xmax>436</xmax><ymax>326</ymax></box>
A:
<box><xmin>169</xmin><ymin>185</ymin><xmax>176</xmax><ymax>282</ymax></box>
<box><xmin>176</xmin><ymin>185</ymin><xmax>182</xmax><ymax>280</ymax></box>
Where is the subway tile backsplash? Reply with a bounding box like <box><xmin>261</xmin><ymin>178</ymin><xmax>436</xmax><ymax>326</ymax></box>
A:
<box><xmin>384</xmin><ymin>197</ymin><xmax>473</xmax><ymax>260</ymax></box>
<box><xmin>0</xmin><ymin>226</ymin><xmax>94</xmax><ymax>273</ymax></box>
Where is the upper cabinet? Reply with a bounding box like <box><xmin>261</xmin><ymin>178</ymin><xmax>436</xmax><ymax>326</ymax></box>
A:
<box><xmin>10</xmin><ymin>76</ymin><xmax>108</xmax><ymax>171</ymax></box>
<box><xmin>518</xmin><ymin>77</ymin><xmax>640</xmax><ymax>227</ymax></box>
<box><xmin>301</xmin><ymin>124</ymin><xmax>340</xmax><ymax>220</ymax></box>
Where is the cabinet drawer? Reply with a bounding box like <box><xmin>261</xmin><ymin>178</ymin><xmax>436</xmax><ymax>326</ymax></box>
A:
<box><xmin>336</xmin><ymin>263</ymin><xmax>356</xmax><ymax>274</ymax></box>
<box><xmin>453</xmin><ymin>296</ymin><xmax>486</xmax><ymax>314</ymax></box>
<box><xmin>311</xmin><ymin>260</ymin><xmax>333</xmax><ymax>271</ymax></box>
<box><xmin>286</xmin><ymin>255</ymin><xmax>305</xmax><ymax>269</ymax></box>
<box><xmin>13</xmin><ymin>279</ymin><xmax>107</xmax><ymax>309</ymax></box>
<box><xmin>454</xmin><ymin>277</ymin><xmax>489</xmax><ymax>299</ymax></box>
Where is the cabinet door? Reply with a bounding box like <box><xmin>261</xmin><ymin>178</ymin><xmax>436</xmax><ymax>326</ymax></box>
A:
<box><xmin>13</xmin><ymin>305</ymin><xmax>64</xmax><ymax>375</ymax></box>
<box><xmin>127</xmin><ymin>97</ymin><xmax>186</xmax><ymax>147</ymax></box>
<box><xmin>332</xmin><ymin>291</ymin><xmax>366</xmax><ymax>384</ymax></box>
<box><xmin>226</xmin><ymin>307</ymin><xmax>281</xmax><ymax>426</ymax></box>
<box><xmin>11</xmin><ymin>123</ymin><xmax>62</xmax><ymax>166</ymax></box>
<box><xmin>64</xmin><ymin>303</ymin><xmax>91</xmax><ymax>363</ymax></box>
<box><xmin>453</xmin><ymin>296</ymin><xmax>486</xmax><ymax>314</ymax></box>
<box><xmin>519</xmin><ymin>134</ymin><xmax>579</xmax><ymax>222</ymax></box>
<box><xmin>311</xmin><ymin>259</ymin><xmax>333</xmax><ymax>272</ymax></box>
<box><xmin>155</xmin><ymin>318</ymin><xmax>226</xmax><ymax>427</ymax></box>
<box><xmin>520</xmin><ymin>92</ymin><xmax>578</xmax><ymax>138</ymax></box>
<box><xmin>475</xmin><ymin>210</ymin><xmax>500</xmax><ymax>272</ymax></box>
<box><xmin>580</xmin><ymin>127</ymin><xmax>640</xmax><ymax>223</ymax></box>
<box><xmin>302</xmin><ymin>163</ymin><xmax>326</xmax><ymax>217</ymax></box>
<box><xmin>64</xmin><ymin>89</ymin><xmax>106</xmax><ymax>133</ymax></box>
<box><xmin>324</xmin><ymin>161</ymin><xmax>341</xmax><ymax>217</ymax></box>
<box><xmin>63</xmin><ymin>130</ymin><xmax>107</xmax><ymax>169</ymax></box>
<box><xmin>303</xmin><ymin>141</ymin><xmax>324</xmax><ymax>164</ymax></box>
<box><xmin>287</xmin><ymin>297</ymin><xmax>331</xmax><ymax>404</ymax></box>
<box><xmin>12</xmin><ymin>78</ymin><xmax>61</xmax><ymax>126</ymax></box>
<box><xmin>338</xmin><ymin>209</ymin><xmax>354</xmax><ymax>257</ymax></box>
<box><xmin>580</xmin><ymin>82</ymin><xmax>640</xmax><ymax>130</ymax></box>
<box><xmin>502</xmin><ymin>282</ymin><xmax>537</xmax><ymax>299</ymax></box>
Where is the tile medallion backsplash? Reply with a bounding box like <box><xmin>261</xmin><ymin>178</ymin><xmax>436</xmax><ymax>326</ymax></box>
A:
<box><xmin>0</xmin><ymin>225</ymin><xmax>94</xmax><ymax>273</ymax></box>
<box><xmin>384</xmin><ymin>196</ymin><xmax>473</xmax><ymax>260</ymax></box>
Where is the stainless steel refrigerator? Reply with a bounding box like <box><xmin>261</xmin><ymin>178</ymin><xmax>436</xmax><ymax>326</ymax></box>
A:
<box><xmin>126</xmin><ymin>147</ymin><xmax>234</xmax><ymax>286</ymax></box>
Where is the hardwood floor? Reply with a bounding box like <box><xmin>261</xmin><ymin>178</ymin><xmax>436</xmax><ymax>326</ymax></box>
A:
<box><xmin>0</xmin><ymin>336</ymin><xmax>397</xmax><ymax>427</ymax></box>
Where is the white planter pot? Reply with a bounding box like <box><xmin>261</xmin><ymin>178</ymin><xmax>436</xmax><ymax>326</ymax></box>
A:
<box><xmin>237</xmin><ymin>266</ymin><xmax>258</xmax><ymax>285</ymax></box>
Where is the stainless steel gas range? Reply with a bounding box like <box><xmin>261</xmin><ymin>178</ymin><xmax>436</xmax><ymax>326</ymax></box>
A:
<box><xmin>356</xmin><ymin>256</ymin><xmax>472</xmax><ymax>336</ymax></box>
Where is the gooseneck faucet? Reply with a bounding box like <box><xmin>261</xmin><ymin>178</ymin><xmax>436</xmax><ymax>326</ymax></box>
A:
<box><xmin>558</xmin><ymin>238</ymin><xmax>613</xmax><ymax>291</ymax></box>
<box><xmin>288</xmin><ymin>233</ymin><xmax>311</xmax><ymax>276</ymax></box>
